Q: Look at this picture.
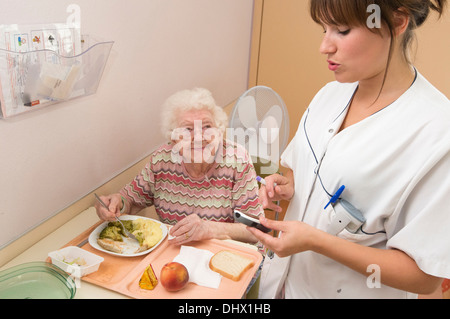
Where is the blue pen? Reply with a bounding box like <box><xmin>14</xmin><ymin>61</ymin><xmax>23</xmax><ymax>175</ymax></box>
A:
<box><xmin>256</xmin><ymin>176</ymin><xmax>266</xmax><ymax>185</ymax></box>
<box><xmin>324</xmin><ymin>185</ymin><xmax>345</xmax><ymax>209</ymax></box>
<box><xmin>256</xmin><ymin>176</ymin><xmax>277</xmax><ymax>186</ymax></box>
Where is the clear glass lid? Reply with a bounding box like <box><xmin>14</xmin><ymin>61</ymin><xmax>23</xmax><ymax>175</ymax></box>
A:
<box><xmin>0</xmin><ymin>261</ymin><xmax>76</xmax><ymax>299</ymax></box>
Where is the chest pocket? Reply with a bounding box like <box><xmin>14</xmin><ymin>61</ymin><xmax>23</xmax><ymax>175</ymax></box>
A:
<box><xmin>324</xmin><ymin>200</ymin><xmax>387</xmax><ymax>246</ymax></box>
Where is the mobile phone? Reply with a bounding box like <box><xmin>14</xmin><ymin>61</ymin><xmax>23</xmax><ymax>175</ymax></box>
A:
<box><xmin>233</xmin><ymin>210</ymin><xmax>271</xmax><ymax>233</ymax></box>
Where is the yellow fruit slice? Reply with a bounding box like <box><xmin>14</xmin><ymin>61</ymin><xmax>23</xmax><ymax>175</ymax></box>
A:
<box><xmin>139</xmin><ymin>264</ymin><xmax>158</xmax><ymax>290</ymax></box>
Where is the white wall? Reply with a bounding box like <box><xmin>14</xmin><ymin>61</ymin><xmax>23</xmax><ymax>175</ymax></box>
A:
<box><xmin>0</xmin><ymin>0</ymin><xmax>254</xmax><ymax>248</ymax></box>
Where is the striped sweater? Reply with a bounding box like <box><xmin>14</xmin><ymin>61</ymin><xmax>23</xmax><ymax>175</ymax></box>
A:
<box><xmin>120</xmin><ymin>139</ymin><xmax>263</xmax><ymax>225</ymax></box>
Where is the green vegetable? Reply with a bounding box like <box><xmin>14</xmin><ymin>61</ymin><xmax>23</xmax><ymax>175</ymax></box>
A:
<box><xmin>62</xmin><ymin>257</ymin><xmax>86</xmax><ymax>266</ymax></box>
<box><xmin>99</xmin><ymin>220</ymin><xmax>136</xmax><ymax>241</ymax></box>
<box><xmin>121</xmin><ymin>220</ymin><xmax>135</xmax><ymax>232</ymax></box>
<box><xmin>133</xmin><ymin>230</ymin><xmax>145</xmax><ymax>245</ymax></box>
<box><xmin>99</xmin><ymin>223</ymin><xmax>123</xmax><ymax>241</ymax></box>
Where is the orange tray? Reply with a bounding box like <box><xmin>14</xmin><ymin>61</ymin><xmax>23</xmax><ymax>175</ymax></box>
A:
<box><xmin>54</xmin><ymin>222</ymin><xmax>263</xmax><ymax>299</ymax></box>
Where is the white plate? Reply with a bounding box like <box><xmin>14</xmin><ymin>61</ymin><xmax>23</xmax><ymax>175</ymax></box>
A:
<box><xmin>88</xmin><ymin>215</ymin><xmax>168</xmax><ymax>257</ymax></box>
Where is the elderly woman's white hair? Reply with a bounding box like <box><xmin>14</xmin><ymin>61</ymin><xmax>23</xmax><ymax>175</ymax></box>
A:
<box><xmin>160</xmin><ymin>88</ymin><xmax>228</xmax><ymax>140</ymax></box>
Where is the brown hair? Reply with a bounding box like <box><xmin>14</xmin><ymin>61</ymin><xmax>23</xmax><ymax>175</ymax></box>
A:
<box><xmin>310</xmin><ymin>0</ymin><xmax>447</xmax><ymax>63</ymax></box>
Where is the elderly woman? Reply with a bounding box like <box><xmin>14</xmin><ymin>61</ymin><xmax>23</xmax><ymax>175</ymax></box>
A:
<box><xmin>95</xmin><ymin>88</ymin><xmax>263</xmax><ymax>245</ymax></box>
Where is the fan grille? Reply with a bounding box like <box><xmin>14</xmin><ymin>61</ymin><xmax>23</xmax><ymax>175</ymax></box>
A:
<box><xmin>228</xmin><ymin>86</ymin><xmax>290</xmax><ymax>176</ymax></box>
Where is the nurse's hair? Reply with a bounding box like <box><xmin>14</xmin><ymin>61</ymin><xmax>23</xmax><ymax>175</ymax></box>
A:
<box><xmin>160</xmin><ymin>88</ymin><xmax>228</xmax><ymax>140</ymax></box>
<box><xmin>310</xmin><ymin>0</ymin><xmax>447</xmax><ymax>64</ymax></box>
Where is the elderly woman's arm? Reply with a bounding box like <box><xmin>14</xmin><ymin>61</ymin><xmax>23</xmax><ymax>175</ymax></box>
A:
<box><xmin>168</xmin><ymin>214</ymin><xmax>258</xmax><ymax>245</ymax></box>
<box><xmin>206</xmin><ymin>219</ymin><xmax>259</xmax><ymax>243</ymax></box>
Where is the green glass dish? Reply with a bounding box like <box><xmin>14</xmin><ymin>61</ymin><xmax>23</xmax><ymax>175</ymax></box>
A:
<box><xmin>0</xmin><ymin>261</ymin><xmax>76</xmax><ymax>299</ymax></box>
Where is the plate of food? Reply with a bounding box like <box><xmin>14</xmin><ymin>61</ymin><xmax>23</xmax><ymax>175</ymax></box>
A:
<box><xmin>88</xmin><ymin>215</ymin><xmax>168</xmax><ymax>257</ymax></box>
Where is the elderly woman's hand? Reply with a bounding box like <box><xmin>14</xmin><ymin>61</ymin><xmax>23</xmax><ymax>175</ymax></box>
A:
<box><xmin>168</xmin><ymin>214</ymin><xmax>212</xmax><ymax>245</ymax></box>
<box><xmin>94</xmin><ymin>193</ymin><xmax>123</xmax><ymax>221</ymax></box>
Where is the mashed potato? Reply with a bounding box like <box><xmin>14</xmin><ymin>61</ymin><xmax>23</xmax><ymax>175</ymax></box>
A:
<box><xmin>132</xmin><ymin>218</ymin><xmax>163</xmax><ymax>248</ymax></box>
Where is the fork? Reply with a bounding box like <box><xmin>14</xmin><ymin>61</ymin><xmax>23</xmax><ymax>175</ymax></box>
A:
<box><xmin>94</xmin><ymin>193</ymin><xmax>139</xmax><ymax>242</ymax></box>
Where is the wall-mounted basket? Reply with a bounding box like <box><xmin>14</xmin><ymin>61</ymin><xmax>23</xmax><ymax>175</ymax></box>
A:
<box><xmin>0</xmin><ymin>28</ymin><xmax>113</xmax><ymax>118</ymax></box>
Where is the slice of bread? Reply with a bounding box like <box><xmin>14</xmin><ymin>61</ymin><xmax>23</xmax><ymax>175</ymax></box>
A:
<box><xmin>209</xmin><ymin>250</ymin><xmax>254</xmax><ymax>281</ymax></box>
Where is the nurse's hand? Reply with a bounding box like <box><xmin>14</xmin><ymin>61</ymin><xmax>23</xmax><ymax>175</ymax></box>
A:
<box><xmin>94</xmin><ymin>193</ymin><xmax>123</xmax><ymax>221</ymax></box>
<box><xmin>259</xmin><ymin>170</ymin><xmax>295</xmax><ymax>212</ymax></box>
<box><xmin>246</xmin><ymin>216</ymin><xmax>316</xmax><ymax>258</ymax></box>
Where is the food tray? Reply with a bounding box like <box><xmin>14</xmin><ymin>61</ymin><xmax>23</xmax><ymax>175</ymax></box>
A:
<box><xmin>54</xmin><ymin>222</ymin><xmax>263</xmax><ymax>299</ymax></box>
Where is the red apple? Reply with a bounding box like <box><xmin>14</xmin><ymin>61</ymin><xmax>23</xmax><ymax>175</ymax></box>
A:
<box><xmin>160</xmin><ymin>262</ymin><xmax>189</xmax><ymax>291</ymax></box>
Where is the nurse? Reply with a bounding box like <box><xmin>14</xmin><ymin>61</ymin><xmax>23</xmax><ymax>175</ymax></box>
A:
<box><xmin>248</xmin><ymin>0</ymin><xmax>450</xmax><ymax>298</ymax></box>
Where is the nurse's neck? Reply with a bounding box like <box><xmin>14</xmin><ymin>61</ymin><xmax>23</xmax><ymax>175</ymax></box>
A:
<box><xmin>357</xmin><ymin>57</ymin><xmax>415</xmax><ymax>110</ymax></box>
<box><xmin>339</xmin><ymin>60</ymin><xmax>415</xmax><ymax>132</ymax></box>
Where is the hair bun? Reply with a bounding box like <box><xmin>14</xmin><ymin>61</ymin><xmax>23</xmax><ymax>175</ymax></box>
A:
<box><xmin>411</xmin><ymin>0</ymin><xmax>446</xmax><ymax>28</ymax></box>
<box><xmin>413</xmin><ymin>2</ymin><xmax>430</xmax><ymax>27</ymax></box>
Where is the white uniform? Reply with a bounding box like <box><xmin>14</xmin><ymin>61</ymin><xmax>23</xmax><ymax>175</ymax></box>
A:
<box><xmin>259</xmin><ymin>71</ymin><xmax>450</xmax><ymax>299</ymax></box>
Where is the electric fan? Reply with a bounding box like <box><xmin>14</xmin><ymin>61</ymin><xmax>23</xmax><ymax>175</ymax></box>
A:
<box><xmin>228</xmin><ymin>86</ymin><xmax>290</xmax><ymax>177</ymax></box>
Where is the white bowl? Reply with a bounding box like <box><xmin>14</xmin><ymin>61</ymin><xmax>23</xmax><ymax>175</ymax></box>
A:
<box><xmin>48</xmin><ymin>246</ymin><xmax>104</xmax><ymax>277</ymax></box>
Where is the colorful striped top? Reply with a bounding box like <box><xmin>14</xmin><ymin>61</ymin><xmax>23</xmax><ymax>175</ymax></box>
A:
<box><xmin>120</xmin><ymin>139</ymin><xmax>263</xmax><ymax>225</ymax></box>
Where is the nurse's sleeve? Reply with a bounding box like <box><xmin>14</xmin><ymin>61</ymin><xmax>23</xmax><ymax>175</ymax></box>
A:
<box><xmin>386</xmin><ymin>148</ymin><xmax>450</xmax><ymax>279</ymax></box>
<box><xmin>280</xmin><ymin>112</ymin><xmax>307</xmax><ymax>170</ymax></box>
<box><xmin>280</xmin><ymin>134</ymin><xmax>296</xmax><ymax>170</ymax></box>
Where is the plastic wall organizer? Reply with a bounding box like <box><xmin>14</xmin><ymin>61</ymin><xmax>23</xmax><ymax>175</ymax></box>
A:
<box><xmin>0</xmin><ymin>24</ymin><xmax>113</xmax><ymax>118</ymax></box>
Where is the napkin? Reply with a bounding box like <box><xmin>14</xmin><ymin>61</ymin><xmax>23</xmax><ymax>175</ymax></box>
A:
<box><xmin>173</xmin><ymin>245</ymin><xmax>222</xmax><ymax>289</ymax></box>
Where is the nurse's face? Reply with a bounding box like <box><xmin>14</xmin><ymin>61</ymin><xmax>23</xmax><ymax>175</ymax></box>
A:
<box><xmin>320</xmin><ymin>23</ymin><xmax>392</xmax><ymax>84</ymax></box>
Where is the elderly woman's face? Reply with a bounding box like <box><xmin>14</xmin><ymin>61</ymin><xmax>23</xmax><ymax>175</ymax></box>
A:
<box><xmin>171</xmin><ymin>109</ymin><xmax>221</xmax><ymax>164</ymax></box>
